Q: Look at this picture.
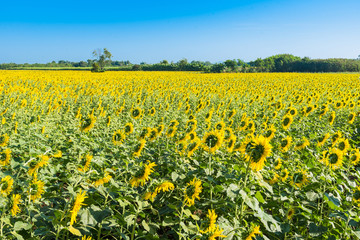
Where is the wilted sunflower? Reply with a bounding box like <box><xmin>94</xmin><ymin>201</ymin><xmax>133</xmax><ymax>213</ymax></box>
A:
<box><xmin>10</xmin><ymin>194</ymin><xmax>21</xmax><ymax>216</ymax></box>
<box><xmin>317</xmin><ymin>133</ymin><xmax>330</xmax><ymax>147</ymax></box>
<box><xmin>328</xmin><ymin>111</ymin><xmax>335</xmax><ymax>125</ymax></box>
<box><xmin>353</xmin><ymin>186</ymin><xmax>360</xmax><ymax>207</ymax></box>
<box><xmin>80</xmin><ymin>114</ymin><xmax>96</xmax><ymax>132</ymax></box>
<box><xmin>336</xmin><ymin>138</ymin><xmax>350</xmax><ymax>153</ymax></box>
<box><xmin>243</xmin><ymin>135</ymin><xmax>272</xmax><ymax>172</ymax></box>
<box><xmin>291</xmin><ymin>170</ymin><xmax>309</xmax><ymax>188</ymax></box>
<box><xmin>112</xmin><ymin>129</ymin><xmax>126</xmax><ymax>146</ymax></box>
<box><xmin>129</xmin><ymin>161</ymin><xmax>156</xmax><ymax>187</ymax></box>
<box><xmin>282</xmin><ymin>114</ymin><xmax>293</xmax><ymax>130</ymax></box>
<box><xmin>325</xmin><ymin>148</ymin><xmax>343</xmax><ymax>170</ymax></box>
<box><xmin>1</xmin><ymin>175</ymin><xmax>14</xmax><ymax>196</ymax></box>
<box><xmin>133</xmin><ymin>139</ymin><xmax>146</xmax><ymax>157</ymax></box>
<box><xmin>130</xmin><ymin>107</ymin><xmax>142</xmax><ymax>119</ymax></box>
<box><xmin>184</xmin><ymin>177</ymin><xmax>202</xmax><ymax>206</ymax></box>
<box><xmin>294</xmin><ymin>137</ymin><xmax>310</xmax><ymax>151</ymax></box>
<box><xmin>280</xmin><ymin>136</ymin><xmax>292</xmax><ymax>152</ymax></box>
<box><xmin>0</xmin><ymin>134</ymin><xmax>9</xmax><ymax>147</ymax></box>
<box><xmin>124</xmin><ymin>122</ymin><xmax>134</xmax><ymax>135</ymax></box>
<box><xmin>350</xmin><ymin>149</ymin><xmax>360</xmax><ymax>165</ymax></box>
<box><xmin>202</xmin><ymin>130</ymin><xmax>223</xmax><ymax>154</ymax></box>
<box><xmin>0</xmin><ymin>148</ymin><xmax>11</xmax><ymax>166</ymax></box>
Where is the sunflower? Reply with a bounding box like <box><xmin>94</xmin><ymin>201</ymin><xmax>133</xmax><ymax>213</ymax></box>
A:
<box><xmin>137</xmin><ymin>128</ymin><xmax>150</xmax><ymax>141</ymax></box>
<box><xmin>336</xmin><ymin>138</ymin><xmax>350</xmax><ymax>153</ymax></box>
<box><xmin>93</xmin><ymin>172</ymin><xmax>112</xmax><ymax>187</ymax></box>
<box><xmin>227</xmin><ymin>109</ymin><xmax>236</xmax><ymax>119</ymax></box>
<box><xmin>166</xmin><ymin>126</ymin><xmax>177</xmax><ymax>138</ymax></box>
<box><xmin>279</xmin><ymin>169</ymin><xmax>289</xmax><ymax>182</ymax></box>
<box><xmin>202</xmin><ymin>130</ymin><xmax>223</xmax><ymax>154</ymax></box>
<box><xmin>70</xmin><ymin>189</ymin><xmax>87</xmax><ymax>225</ymax></box>
<box><xmin>52</xmin><ymin>150</ymin><xmax>62</xmax><ymax>158</ymax></box>
<box><xmin>287</xmin><ymin>207</ymin><xmax>295</xmax><ymax>220</ymax></box>
<box><xmin>130</xmin><ymin>162</ymin><xmax>156</xmax><ymax>187</ymax></box>
<box><xmin>329</xmin><ymin>111</ymin><xmax>335</xmax><ymax>125</ymax></box>
<box><xmin>350</xmin><ymin>149</ymin><xmax>360</xmax><ymax>165</ymax></box>
<box><xmin>353</xmin><ymin>186</ymin><xmax>360</xmax><ymax>207</ymax></box>
<box><xmin>112</xmin><ymin>130</ymin><xmax>126</xmax><ymax>146</ymax></box>
<box><xmin>317</xmin><ymin>133</ymin><xmax>330</xmax><ymax>147</ymax></box>
<box><xmin>186</xmin><ymin>131</ymin><xmax>197</xmax><ymax>142</ymax></box>
<box><xmin>186</xmin><ymin>138</ymin><xmax>201</xmax><ymax>157</ymax></box>
<box><xmin>280</xmin><ymin>136</ymin><xmax>292</xmax><ymax>152</ymax></box>
<box><xmin>288</xmin><ymin>107</ymin><xmax>298</xmax><ymax>116</ymax></box>
<box><xmin>245</xmin><ymin>225</ymin><xmax>261</xmax><ymax>240</ymax></box>
<box><xmin>282</xmin><ymin>114</ymin><xmax>293</xmax><ymax>130</ymax></box>
<box><xmin>0</xmin><ymin>148</ymin><xmax>11</xmax><ymax>166</ymax></box>
<box><xmin>272</xmin><ymin>111</ymin><xmax>278</xmax><ymax>119</ymax></box>
<box><xmin>348</xmin><ymin>112</ymin><xmax>356</xmax><ymax>124</ymax></box>
<box><xmin>214</xmin><ymin>121</ymin><xmax>225</xmax><ymax>132</ymax></box>
<box><xmin>176</xmin><ymin>140</ymin><xmax>187</xmax><ymax>156</ymax></box>
<box><xmin>130</xmin><ymin>107</ymin><xmax>142</xmax><ymax>119</ymax></box>
<box><xmin>331</xmin><ymin>131</ymin><xmax>342</xmax><ymax>146</ymax></box>
<box><xmin>30</xmin><ymin>177</ymin><xmax>45</xmax><ymax>201</ymax></box>
<box><xmin>169</xmin><ymin>120</ymin><xmax>179</xmax><ymax>128</ymax></box>
<box><xmin>226</xmin><ymin>134</ymin><xmax>237</xmax><ymax>153</ymax></box>
<box><xmin>124</xmin><ymin>122</ymin><xmax>134</xmax><ymax>135</ymax></box>
<box><xmin>133</xmin><ymin>139</ymin><xmax>146</xmax><ymax>157</ymax></box>
<box><xmin>291</xmin><ymin>170</ymin><xmax>309</xmax><ymax>188</ymax></box>
<box><xmin>200</xmin><ymin>209</ymin><xmax>226</xmax><ymax>240</ymax></box>
<box><xmin>10</xmin><ymin>194</ymin><xmax>21</xmax><ymax>216</ymax></box>
<box><xmin>264</xmin><ymin>125</ymin><xmax>276</xmax><ymax>140</ymax></box>
<box><xmin>205</xmin><ymin>109</ymin><xmax>214</xmax><ymax>122</ymax></box>
<box><xmin>78</xmin><ymin>154</ymin><xmax>92</xmax><ymax>172</ymax></box>
<box><xmin>154</xmin><ymin>181</ymin><xmax>175</xmax><ymax>194</ymax></box>
<box><xmin>0</xmin><ymin>134</ymin><xmax>9</xmax><ymax>147</ymax></box>
<box><xmin>157</xmin><ymin>124</ymin><xmax>165</xmax><ymax>136</ymax></box>
<box><xmin>1</xmin><ymin>175</ymin><xmax>14</xmax><ymax>196</ymax></box>
<box><xmin>148</xmin><ymin>128</ymin><xmax>159</xmax><ymax>141</ymax></box>
<box><xmin>246</xmin><ymin>120</ymin><xmax>256</xmax><ymax>133</ymax></box>
<box><xmin>239</xmin><ymin>117</ymin><xmax>248</xmax><ymax>131</ymax></box>
<box><xmin>325</xmin><ymin>148</ymin><xmax>343</xmax><ymax>170</ymax></box>
<box><xmin>274</xmin><ymin>158</ymin><xmax>282</xmax><ymax>170</ymax></box>
<box><xmin>149</xmin><ymin>107</ymin><xmax>156</xmax><ymax>116</ymax></box>
<box><xmin>186</xmin><ymin>119</ymin><xmax>197</xmax><ymax>132</ymax></box>
<box><xmin>80</xmin><ymin>114</ymin><xmax>96</xmax><ymax>132</ymax></box>
<box><xmin>318</xmin><ymin>106</ymin><xmax>328</xmax><ymax>118</ymax></box>
<box><xmin>294</xmin><ymin>137</ymin><xmax>310</xmax><ymax>151</ymax></box>
<box><xmin>184</xmin><ymin>177</ymin><xmax>202</xmax><ymax>206</ymax></box>
<box><xmin>243</xmin><ymin>135</ymin><xmax>272</xmax><ymax>172</ymax></box>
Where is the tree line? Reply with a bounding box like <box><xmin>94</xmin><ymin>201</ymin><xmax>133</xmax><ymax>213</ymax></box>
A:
<box><xmin>1</xmin><ymin>53</ymin><xmax>359</xmax><ymax>73</ymax></box>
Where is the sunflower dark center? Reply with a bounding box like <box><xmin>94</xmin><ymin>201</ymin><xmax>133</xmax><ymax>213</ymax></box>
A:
<box><xmin>135</xmin><ymin>167</ymin><xmax>146</xmax><ymax>178</ymax></box>
<box><xmin>329</xmin><ymin>153</ymin><xmax>339</xmax><ymax>164</ymax></box>
<box><xmin>250</xmin><ymin>144</ymin><xmax>265</xmax><ymax>162</ymax></box>
<box><xmin>283</xmin><ymin>117</ymin><xmax>290</xmax><ymax>126</ymax></box>
<box><xmin>281</xmin><ymin>139</ymin><xmax>288</xmax><ymax>148</ymax></box>
<box><xmin>1</xmin><ymin>182</ymin><xmax>8</xmax><ymax>190</ymax></box>
<box><xmin>125</xmin><ymin>125</ymin><xmax>131</xmax><ymax>133</ymax></box>
<box><xmin>354</xmin><ymin>190</ymin><xmax>360</xmax><ymax>200</ymax></box>
<box><xmin>205</xmin><ymin>134</ymin><xmax>218</xmax><ymax>148</ymax></box>
<box><xmin>265</xmin><ymin>130</ymin><xmax>273</xmax><ymax>138</ymax></box>
<box><xmin>114</xmin><ymin>133</ymin><xmax>122</xmax><ymax>142</ymax></box>
<box><xmin>186</xmin><ymin>185</ymin><xmax>195</xmax><ymax>197</ymax></box>
<box><xmin>290</xmin><ymin>109</ymin><xmax>296</xmax><ymax>115</ymax></box>
<box><xmin>338</xmin><ymin>142</ymin><xmax>345</xmax><ymax>151</ymax></box>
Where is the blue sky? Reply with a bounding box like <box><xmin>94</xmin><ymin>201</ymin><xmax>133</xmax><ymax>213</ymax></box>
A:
<box><xmin>1</xmin><ymin>0</ymin><xmax>359</xmax><ymax>63</ymax></box>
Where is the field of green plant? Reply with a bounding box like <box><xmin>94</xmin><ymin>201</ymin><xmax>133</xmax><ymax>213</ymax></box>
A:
<box><xmin>0</xmin><ymin>70</ymin><xmax>360</xmax><ymax>240</ymax></box>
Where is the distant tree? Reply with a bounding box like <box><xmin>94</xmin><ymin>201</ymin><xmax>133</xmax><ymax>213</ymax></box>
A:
<box><xmin>224</xmin><ymin>59</ymin><xmax>237</xmax><ymax>71</ymax></box>
<box><xmin>160</xmin><ymin>60</ymin><xmax>169</xmax><ymax>65</ymax></box>
<box><xmin>177</xmin><ymin>59</ymin><xmax>188</xmax><ymax>70</ymax></box>
<box><xmin>132</xmin><ymin>64</ymin><xmax>142</xmax><ymax>71</ymax></box>
<box><xmin>92</xmin><ymin>48</ymin><xmax>112</xmax><ymax>72</ymax></box>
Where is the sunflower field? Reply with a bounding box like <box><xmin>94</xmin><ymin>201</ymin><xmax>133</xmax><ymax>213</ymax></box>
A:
<box><xmin>0</xmin><ymin>70</ymin><xmax>360</xmax><ymax>240</ymax></box>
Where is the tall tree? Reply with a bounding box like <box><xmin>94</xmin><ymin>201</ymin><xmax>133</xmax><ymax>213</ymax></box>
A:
<box><xmin>92</xmin><ymin>48</ymin><xmax>112</xmax><ymax>72</ymax></box>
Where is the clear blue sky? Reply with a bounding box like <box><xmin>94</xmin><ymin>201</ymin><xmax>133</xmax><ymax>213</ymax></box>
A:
<box><xmin>1</xmin><ymin>0</ymin><xmax>359</xmax><ymax>64</ymax></box>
